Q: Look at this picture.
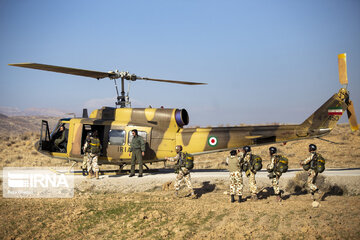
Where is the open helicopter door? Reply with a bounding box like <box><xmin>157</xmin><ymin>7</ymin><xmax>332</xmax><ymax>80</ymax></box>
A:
<box><xmin>126</xmin><ymin>126</ymin><xmax>153</xmax><ymax>160</ymax></box>
<box><xmin>39</xmin><ymin>120</ymin><xmax>51</xmax><ymax>151</ymax></box>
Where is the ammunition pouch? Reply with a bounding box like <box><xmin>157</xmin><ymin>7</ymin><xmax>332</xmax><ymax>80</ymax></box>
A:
<box><xmin>303</xmin><ymin>163</ymin><xmax>311</xmax><ymax>171</ymax></box>
<box><xmin>242</xmin><ymin>162</ymin><xmax>249</xmax><ymax>172</ymax></box>
<box><xmin>310</xmin><ymin>160</ymin><xmax>317</xmax><ymax>170</ymax></box>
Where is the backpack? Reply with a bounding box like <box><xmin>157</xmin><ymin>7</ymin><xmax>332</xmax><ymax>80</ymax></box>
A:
<box><xmin>315</xmin><ymin>153</ymin><xmax>325</xmax><ymax>173</ymax></box>
<box><xmin>90</xmin><ymin>138</ymin><xmax>101</xmax><ymax>154</ymax></box>
<box><xmin>250</xmin><ymin>154</ymin><xmax>262</xmax><ymax>172</ymax></box>
<box><xmin>303</xmin><ymin>153</ymin><xmax>325</xmax><ymax>173</ymax></box>
<box><xmin>275</xmin><ymin>155</ymin><xmax>288</xmax><ymax>173</ymax></box>
<box><xmin>183</xmin><ymin>152</ymin><xmax>194</xmax><ymax>170</ymax></box>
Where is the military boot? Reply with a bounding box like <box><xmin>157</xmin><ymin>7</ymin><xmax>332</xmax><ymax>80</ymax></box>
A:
<box><xmin>311</xmin><ymin>192</ymin><xmax>315</xmax><ymax>201</ymax></box>
<box><xmin>95</xmin><ymin>171</ymin><xmax>99</xmax><ymax>179</ymax></box>
<box><xmin>238</xmin><ymin>196</ymin><xmax>242</xmax><ymax>203</ymax></box>
<box><xmin>190</xmin><ymin>191</ymin><xmax>197</xmax><ymax>199</ymax></box>
<box><xmin>81</xmin><ymin>167</ymin><xmax>88</xmax><ymax>176</ymax></box>
<box><xmin>276</xmin><ymin>193</ymin><xmax>282</xmax><ymax>202</ymax></box>
<box><xmin>317</xmin><ymin>190</ymin><xmax>326</xmax><ymax>201</ymax></box>
<box><xmin>231</xmin><ymin>195</ymin><xmax>235</xmax><ymax>203</ymax></box>
<box><xmin>87</xmin><ymin>171</ymin><xmax>94</xmax><ymax>179</ymax></box>
<box><xmin>251</xmin><ymin>194</ymin><xmax>258</xmax><ymax>201</ymax></box>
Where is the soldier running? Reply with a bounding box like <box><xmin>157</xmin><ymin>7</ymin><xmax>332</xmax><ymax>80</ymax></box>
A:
<box><xmin>300</xmin><ymin>144</ymin><xmax>324</xmax><ymax>201</ymax></box>
<box><xmin>226</xmin><ymin>150</ymin><xmax>243</xmax><ymax>203</ymax></box>
<box><xmin>165</xmin><ymin>145</ymin><xmax>195</xmax><ymax>198</ymax></box>
<box><xmin>239</xmin><ymin>146</ymin><xmax>258</xmax><ymax>200</ymax></box>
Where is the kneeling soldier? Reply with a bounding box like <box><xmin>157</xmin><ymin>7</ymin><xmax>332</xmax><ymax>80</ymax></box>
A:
<box><xmin>226</xmin><ymin>150</ymin><xmax>243</xmax><ymax>203</ymax></box>
<box><xmin>165</xmin><ymin>145</ymin><xmax>195</xmax><ymax>198</ymax></box>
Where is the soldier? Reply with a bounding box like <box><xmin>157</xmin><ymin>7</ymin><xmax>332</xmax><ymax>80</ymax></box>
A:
<box><xmin>300</xmin><ymin>144</ymin><xmax>323</xmax><ymax>201</ymax></box>
<box><xmin>239</xmin><ymin>146</ymin><xmax>258</xmax><ymax>200</ymax></box>
<box><xmin>53</xmin><ymin>125</ymin><xmax>66</xmax><ymax>152</ymax></box>
<box><xmin>129</xmin><ymin>129</ymin><xmax>145</xmax><ymax>177</ymax></box>
<box><xmin>83</xmin><ymin>130</ymin><xmax>101</xmax><ymax>179</ymax></box>
<box><xmin>267</xmin><ymin>147</ymin><xmax>282</xmax><ymax>202</ymax></box>
<box><xmin>165</xmin><ymin>145</ymin><xmax>195</xmax><ymax>198</ymax></box>
<box><xmin>226</xmin><ymin>150</ymin><xmax>243</xmax><ymax>203</ymax></box>
<box><xmin>81</xmin><ymin>132</ymin><xmax>91</xmax><ymax>176</ymax></box>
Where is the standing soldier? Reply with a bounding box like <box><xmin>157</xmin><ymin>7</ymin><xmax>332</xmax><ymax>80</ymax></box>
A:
<box><xmin>165</xmin><ymin>145</ymin><xmax>195</xmax><ymax>198</ymax></box>
<box><xmin>226</xmin><ymin>150</ymin><xmax>243</xmax><ymax>203</ymax></box>
<box><xmin>300</xmin><ymin>144</ymin><xmax>323</xmax><ymax>201</ymax></box>
<box><xmin>267</xmin><ymin>147</ymin><xmax>282</xmax><ymax>202</ymax></box>
<box><xmin>239</xmin><ymin>146</ymin><xmax>258</xmax><ymax>200</ymax></box>
<box><xmin>83</xmin><ymin>130</ymin><xmax>101</xmax><ymax>179</ymax></box>
<box><xmin>81</xmin><ymin>132</ymin><xmax>91</xmax><ymax>176</ymax></box>
<box><xmin>129</xmin><ymin>129</ymin><xmax>145</xmax><ymax>177</ymax></box>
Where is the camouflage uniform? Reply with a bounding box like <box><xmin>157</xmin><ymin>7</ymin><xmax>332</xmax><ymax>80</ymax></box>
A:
<box><xmin>82</xmin><ymin>135</ymin><xmax>91</xmax><ymax>172</ymax></box>
<box><xmin>54</xmin><ymin>129</ymin><xmax>66</xmax><ymax>148</ymax></box>
<box><xmin>169</xmin><ymin>152</ymin><xmax>194</xmax><ymax>192</ymax></box>
<box><xmin>83</xmin><ymin>137</ymin><xmax>101</xmax><ymax>174</ymax></box>
<box><xmin>129</xmin><ymin>135</ymin><xmax>146</xmax><ymax>176</ymax></box>
<box><xmin>240</xmin><ymin>152</ymin><xmax>257</xmax><ymax>195</ymax></box>
<box><xmin>302</xmin><ymin>152</ymin><xmax>318</xmax><ymax>193</ymax></box>
<box><xmin>226</xmin><ymin>155</ymin><xmax>243</xmax><ymax>196</ymax></box>
<box><xmin>268</xmin><ymin>155</ymin><xmax>281</xmax><ymax>195</ymax></box>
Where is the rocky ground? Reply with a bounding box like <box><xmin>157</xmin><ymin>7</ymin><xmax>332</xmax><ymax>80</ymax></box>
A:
<box><xmin>0</xmin><ymin>119</ymin><xmax>359</xmax><ymax>239</ymax></box>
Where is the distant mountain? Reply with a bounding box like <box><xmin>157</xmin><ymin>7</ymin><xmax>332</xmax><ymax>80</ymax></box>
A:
<box><xmin>0</xmin><ymin>115</ymin><xmax>59</xmax><ymax>135</ymax></box>
<box><xmin>0</xmin><ymin>106</ymin><xmax>67</xmax><ymax>117</ymax></box>
<box><xmin>0</xmin><ymin>113</ymin><xmax>8</xmax><ymax>119</ymax></box>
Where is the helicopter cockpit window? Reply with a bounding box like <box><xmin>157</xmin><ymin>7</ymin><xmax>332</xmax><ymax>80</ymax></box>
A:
<box><xmin>109</xmin><ymin>130</ymin><xmax>126</xmax><ymax>145</ymax></box>
<box><xmin>128</xmin><ymin>131</ymin><xmax>147</xmax><ymax>145</ymax></box>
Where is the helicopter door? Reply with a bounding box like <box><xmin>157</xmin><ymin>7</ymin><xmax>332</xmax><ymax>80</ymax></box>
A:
<box><xmin>107</xmin><ymin>128</ymin><xmax>127</xmax><ymax>160</ymax></box>
<box><xmin>39</xmin><ymin>120</ymin><xmax>51</xmax><ymax>151</ymax></box>
<box><xmin>126</xmin><ymin>127</ymin><xmax>153</xmax><ymax>160</ymax></box>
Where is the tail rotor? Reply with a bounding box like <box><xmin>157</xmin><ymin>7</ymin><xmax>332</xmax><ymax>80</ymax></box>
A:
<box><xmin>338</xmin><ymin>53</ymin><xmax>359</xmax><ymax>131</ymax></box>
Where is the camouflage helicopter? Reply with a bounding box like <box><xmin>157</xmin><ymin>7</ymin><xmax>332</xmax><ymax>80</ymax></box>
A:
<box><xmin>9</xmin><ymin>53</ymin><xmax>358</xmax><ymax>171</ymax></box>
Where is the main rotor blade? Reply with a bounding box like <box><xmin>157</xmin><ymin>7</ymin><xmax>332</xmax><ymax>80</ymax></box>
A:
<box><xmin>338</xmin><ymin>53</ymin><xmax>348</xmax><ymax>86</ymax></box>
<box><xmin>137</xmin><ymin>77</ymin><xmax>207</xmax><ymax>85</ymax></box>
<box><xmin>347</xmin><ymin>100</ymin><xmax>359</xmax><ymax>131</ymax></box>
<box><xmin>8</xmin><ymin>63</ymin><xmax>112</xmax><ymax>79</ymax></box>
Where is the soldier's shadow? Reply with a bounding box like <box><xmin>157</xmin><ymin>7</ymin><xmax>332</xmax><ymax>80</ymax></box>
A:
<box><xmin>257</xmin><ymin>187</ymin><xmax>275</xmax><ymax>200</ymax></box>
<box><xmin>194</xmin><ymin>181</ymin><xmax>216</xmax><ymax>198</ymax></box>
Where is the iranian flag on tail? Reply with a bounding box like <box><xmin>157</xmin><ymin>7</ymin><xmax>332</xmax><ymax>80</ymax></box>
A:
<box><xmin>328</xmin><ymin>107</ymin><xmax>343</xmax><ymax>116</ymax></box>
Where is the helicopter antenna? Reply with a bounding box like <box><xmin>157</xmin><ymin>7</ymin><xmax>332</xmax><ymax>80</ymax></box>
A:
<box><xmin>8</xmin><ymin>63</ymin><xmax>207</xmax><ymax>108</ymax></box>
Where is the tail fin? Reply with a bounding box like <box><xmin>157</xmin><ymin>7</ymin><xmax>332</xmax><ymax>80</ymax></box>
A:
<box><xmin>300</xmin><ymin>91</ymin><xmax>347</xmax><ymax>134</ymax></box>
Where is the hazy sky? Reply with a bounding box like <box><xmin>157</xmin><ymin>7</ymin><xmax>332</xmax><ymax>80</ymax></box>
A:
<box><xmin>1</xmin><ymin>0</ymin><xmax>359</xmax><ymax>126</ymax></box>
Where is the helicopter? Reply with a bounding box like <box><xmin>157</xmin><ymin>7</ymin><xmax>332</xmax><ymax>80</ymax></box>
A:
<box><xmin>8</xmin><ymin>53</ymin><xmax>358</xmax><ymax>171</ymax></box>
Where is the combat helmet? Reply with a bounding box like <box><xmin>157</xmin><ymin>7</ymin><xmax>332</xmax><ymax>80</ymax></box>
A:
<box><xmin>243</xmin><ymin>146</ymin><xmax>251</xmax><ymax>153</ymax></box>
<box><xmin>269</xmin><ymin>147</ymin><xmax>277</xmax><ymax>155</ymax></box>
<box><xmin>309</xmin><ymin>144</ymin><xmax>317</xmax><ymax>152</ymax></box>
<box><xmin>175</xmin><ymin>145</ymin><xmax>183</xmax><ymax>152</ymax></box>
